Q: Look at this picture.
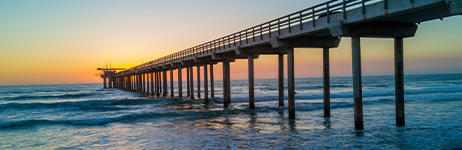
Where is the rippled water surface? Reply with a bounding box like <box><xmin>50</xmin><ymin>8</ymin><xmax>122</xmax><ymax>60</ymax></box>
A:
<box><xmin>1</xmin><ymin>74</ymin><xmax>462</xmax><ymax>149</ymax></box>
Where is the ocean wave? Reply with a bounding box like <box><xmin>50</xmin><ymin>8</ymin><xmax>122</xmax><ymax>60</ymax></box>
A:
<box><xmin>3</xmin><ymin>92</ymin><xmax>95</xmax><ymax>101</ymax></box>
<box><xmin>222</xmin><ymin>86</ymin><xmax>462</xmax><ymax>103</ymax></box>
<box><xmin>295</xmin><ymin>102</ymin><xmax>354</xmax><ymax>111</ymax></box>
<box><xmin>0</xmin><ymin>110</ymin><xmax>202</xmax><ymax>129</ymax></box>
<box><xmin>0</xmin><ymin>98</ymin><xmax>162</xmax><ymax>110</ymax></box>
<box><xmin>0</xmin><ymin>111</ymin><xmax>182</xmax><ymax>129</ymax></box>
<box><xmin>331</xmin><ymin>84</ymin><xmax>350</xmax><ymax>88</ymax></box>
<box><xmin>0</xmin><ymin>89</ymin><xmax>80</xmax><ymax>95</ymax></box>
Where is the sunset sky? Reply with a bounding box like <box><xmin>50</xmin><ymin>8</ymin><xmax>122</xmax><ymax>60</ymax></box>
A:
<box><xmin>1</xmin><ymin>0</ymin><xmax>461</xmax><ymax>85</ymax></box>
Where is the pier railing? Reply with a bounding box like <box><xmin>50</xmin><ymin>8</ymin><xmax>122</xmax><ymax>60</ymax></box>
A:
<box><xmin>119</xmin><ymin>0</ymin><xmax>388</xmax><ymax>73</ymax></box>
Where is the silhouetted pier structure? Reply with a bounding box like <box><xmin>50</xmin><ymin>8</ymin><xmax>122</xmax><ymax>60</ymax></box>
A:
<box><xmin>97</xmin><ymin>67</ymin><xmax>125</xmax><ymax>88</ymax></box>
<box><xmin>101</xmin><ymin>0</ymin><xmax>462</xmax><ymax>130</ymax></box>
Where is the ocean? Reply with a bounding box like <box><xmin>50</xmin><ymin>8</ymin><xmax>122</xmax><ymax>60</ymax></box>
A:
<box><xmin>1</xmin><ymin>74</ymin><xmax>462</xmax><ymax>149</ymax></box>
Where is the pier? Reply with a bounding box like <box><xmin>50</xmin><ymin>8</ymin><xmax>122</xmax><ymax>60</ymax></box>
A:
<box><xmin>99</xmin><ymin>0</ymin><xmax>462</xmax><ymax>130</ymax></box>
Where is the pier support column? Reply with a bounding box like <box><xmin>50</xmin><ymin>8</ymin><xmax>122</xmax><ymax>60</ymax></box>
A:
<box><xmin>109</xmin><ymin>78</ymin><xmax>113</xmax><ymax>88</ymax></box>
<box><xmin>223</xmin><ymin>60</ymin><xmax>228</xmax><ymax>107</ymax></box>
<box><xmin>395</xmin><ymin>37</ymin><xmax>405</xmax><ymax>127</ymax></box>
<box><xmin>115</xmin><ymin>78</ymin><xmax>118</xmax><ymax>88</ymax></box>
<box><xmin>248</xmin><ymin>55</ymin><xmax>255</xmax><ymax>109</ymax></box>
<box><xmin>140</xmin><ymin>74</ymin><xmax>143</xmax><ymax>93</ymax></box>
<box><xmin>145</xmin><ymin>73</ymin><xmax>148</xmax><ymax>93</ymax></box>
<box><xmin>156</xmin><ymin>72</ymin><xmax>160</xmax><ymax>97</ymax></box>
<box><xmin>141</xmin><ymin>74</ymin><xmax>144</xmax><ymax>92</ymax></box>
<box><xmin>140</xmin><ymin>74</ymin><xmax>143</xmax><ymax>92</ymax></box>
<box><xmin>142</xmin><ymin>73</ymin><xmax>145</xmax><ymax>93</ymax></box>
<box><xmin>160</xmin><ymin>72</ymin><xmax>163</xmax><ymax>96</ymax></box>
<box><xmin>138</xmin><ymin>74</ymin><xmax>141</xmax><ymax>92</ymax></box>
<box><xmin>197</xmin><ymin>66</ymin><xmax>201</xmax><ymax>99</ymax></box>
<box><xmin>151</xmin><ymin>72</ymin><xmax>154</xmax><ymax>95</ymax></box>
<box><xmin>323</xmin><ymin>47</ymin><xmax>331</xmax><ymax>117</ymax></box>
<box><xmin>210</xmin><ymin>64</ymin><xmax>215</xmax><ymax>98</ymax></box>
<box><xmin>287</xmin><ymin>48</ymin><xmax>295</xmax><ymax>120</ymax></box>
<box><xmin>155</xmin><ymin>72</ymin><xmax>157</xmax><ymax>95</ymax></box>
<box><xmin>278</xmin><ymin>54</ymin><xmax>284</xmax><ymax>107</ymax></box>
<box><xmin>187</xmin><ymin>67</ymin><xmax>190</xmax><ymax>97</ymax></box>
<box><xmin>204</xmin><ymin>64</ymin><xmax>209</xmax><ymax>103</ymax></box>
<box><xmin>190</xmin><ymin>66</ymin><xmax>195</xmax><ymax>99</ymax></box>
<box><xmin>170</xmin><ymin>69</ymin><xmax>174</xmax><ymax>97</ymax></box>
<box><xmin>223</xmin><ymin>60</ymin><xmax>231</xmax><ymax>107</ymax></box>
<box><xmin>144</xmin><ymin>73</ymin><xmax>147</xmax><ymax>93</ymax></box>
<box><xmin>147</xmin><ymin>74</ymin><xmax>150</xmax><ymax>94</ymax></box>
<box><xmin>135</xmin><ymin>75</ymin><xmax>138</xmax><ymax>92</ymax></box>
<box><xmin>138</xmin><ymin>74</ymin><xmax>142</xmax><ymax>92</ymax></box>
<box><xmin>145</xmin><ymin>73</ymin><xmax>147</xmax><ymax>93</ymax></box>
<box><xmin>103</xmin><ymin>78</ymin><xmax>107</xmax><ymax>88</ymax></box>
<box><xmin>163</xmin><ymin>70</ymin><xmax>167</xmax><ymax>97</ymax></box>
<box><xmin>352</xmin><ymin>37</ymin><xmax>364</xmax><ymax>130</ymax></box>
<box><xmin>178</xmin><ymin>68</ymin><xmax>183</xmax><ymax>97</ymax></box>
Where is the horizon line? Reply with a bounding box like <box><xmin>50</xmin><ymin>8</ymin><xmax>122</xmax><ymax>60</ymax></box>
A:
<box><xmin>1</xmin><ymin>72</ymin><xmax>460</xmax><ymax>87</ymax></box>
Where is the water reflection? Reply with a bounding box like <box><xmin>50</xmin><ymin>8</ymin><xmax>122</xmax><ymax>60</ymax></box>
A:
<box><xmin>223</xmin><ymin>112</ymin><xmax>233</xmax><ymax>129</ymax></box>
<box><xmin>288</xmin><ymin>120</ymin><xmax>297</xmax><ymax>133</ymax></box>
<box><xmin>248</xmin><ymin>110</ymin><xmax>257</xmax><ymax>130</ymax></box>
<box><xmin>323</xmin><ymin>117</ymin><xmax>332</xmax><ymax>129</ymax></box>
<box><xmin>353</xmin><ymin>130</ymin><xmax>365</xmax><ymax>137</ymax></box>
<box><xmin>277</xmin><ymin>108</ymin><xmax>288</xmax><ymax>131</ymax></box>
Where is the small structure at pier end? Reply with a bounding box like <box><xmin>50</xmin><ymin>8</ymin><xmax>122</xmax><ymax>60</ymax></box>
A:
<box><xmin>97</xmin><ymin>67</ymin><xmax>125</xmax><ymax>88</ymax></box>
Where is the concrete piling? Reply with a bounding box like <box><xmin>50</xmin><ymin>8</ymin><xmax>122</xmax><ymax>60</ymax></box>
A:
<box><xmin>147</xmin><ymin>73</ymin><xmax>150</xmax><ymax>94</ymax></box>
<box><xmin>278</xmin><ymin>54</ymin><xmax>284</xmax><ymax>107</ymax></box>
<box><xmin>223</xmin><ymin>60</ymin><xmax>230</xmax><ymax>107</ymax></box>
<box><xmin>248</xmin><ymin>55</ymin><xmax>255</xmax><ymax>109</ymax></box>
<box><xmin>187</xmin><ymin>67</ymin><xmax>190</xmax><ymax>97</ymax></box>
<box><xmin>157</xmin><ymin>72</ymin><xmax>160</xmax><ymax>97</ymax></box>
<box><xmin>287</xmin><ymin>48</ymin><xmax>295</xmax><ymax>120</ymax></box>
<box><xmin>323</xmin><ymin>47</ymin><xmax>331</xmax><ymax>117</ymax></box>
<box><xmin>352</xmin><ymin>36</ymin><xmax>364</xmax><ymax>130</ymax></box>
<box><xmin>395</xmin><ymin>37</ymin><xmax>405</xmax><ymax>126</ymax></box>
<box><xmin>190</xmin><ymin>66</ymin><xmax>195</xmax><ymax>99</ymax></box>
<box><xmin>163</xmin><ymin>70</ymin><xmax>167</xmax><ymax>97</ymax></box>
<box><xmin>178</xmin><ymin>68</ymin><xmax>183</xmax><ymax>97</ymax></box>
<box><xmin>151</xmin><ymin>72</ymin><xmax>154</xmax><ymax>95</ymax></box>
<box><xmin>210</xmin><ymin>64</ymin><xmax>214</xmax><ymax>98</ymax></box>
<box><xmin>103</xmin><ymin>78</ymin><xmax>107</xmax><ymax>88</ymax></box>
<box><xmin>197</xmin><ymin>66</ymin><xmax>201</xmax><ymax>99</ymax></box>
<box><xmin>170</xmin><ymin>69</ymin><xmax>174</xmax><ymax>97</ymax></box>
<box><xmin>204</xmin><ymin>64</ymin><xmax>208</xmax><ymax>103</ymax></box>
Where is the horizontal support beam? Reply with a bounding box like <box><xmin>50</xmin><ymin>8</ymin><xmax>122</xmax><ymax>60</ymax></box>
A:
<box><xmin>330</xmin><ymin>22</ymin><xmax>418</xmax><ymax>38</ymax></box>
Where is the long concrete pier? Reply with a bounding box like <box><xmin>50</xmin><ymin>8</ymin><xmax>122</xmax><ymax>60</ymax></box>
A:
<box><xmin>100</xmin><ymin>0</ymin><xmax>462</xmax><ymax>130</ymax></box>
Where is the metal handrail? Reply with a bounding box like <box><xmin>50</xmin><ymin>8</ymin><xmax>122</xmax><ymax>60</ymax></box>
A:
<box><xmin>117</xmin><ymin>0</ymin><xmax>393</xmax><ymax>75</ymax></box>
